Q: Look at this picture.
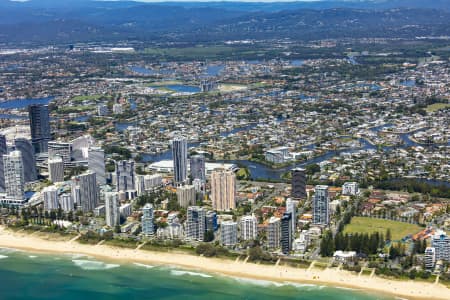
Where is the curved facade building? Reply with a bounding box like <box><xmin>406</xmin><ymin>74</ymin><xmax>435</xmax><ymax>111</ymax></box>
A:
<box><xmin>14</xmin><ymin>138</ymin><xmax>38</xmax><ymax>183</ymax></box>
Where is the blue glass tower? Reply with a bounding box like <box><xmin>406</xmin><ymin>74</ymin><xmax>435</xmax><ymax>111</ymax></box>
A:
<box><xmin>28</xmin><ymin>104</ymin><xmax>51</xmax><ymax>153</ymax></box>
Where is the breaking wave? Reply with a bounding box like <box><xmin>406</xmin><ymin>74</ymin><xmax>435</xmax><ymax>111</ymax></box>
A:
<box><xmin>133</xmin><ymin>262</ymin><xmax>155</xmax><ymax>269</ymax></box>
<box><xmin>170</xmin><ymin>270</ymin><xmax>213</xmax><ymax>278</ymax></box>
<box><xmin>72</xmin><ymin>259</ymin><xmax>120</xmax><ymax>270</ymax></box>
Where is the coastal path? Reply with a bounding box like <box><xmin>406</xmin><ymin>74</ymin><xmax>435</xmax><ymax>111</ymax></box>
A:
<box><xmin>68</xmin><ymin>234</ymin><xmax>81</xmax><ymax>244</ymax></box>
<box><xmin>307</xmin><ymin>260</ymin><xmax>316</xmax><ymax>271</ymax></box>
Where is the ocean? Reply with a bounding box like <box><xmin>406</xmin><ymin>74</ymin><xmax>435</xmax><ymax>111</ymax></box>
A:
<box><xmin>0</xmin><ymin>248</ymin><xmax>392</xmax><ymax>300</ymax></box>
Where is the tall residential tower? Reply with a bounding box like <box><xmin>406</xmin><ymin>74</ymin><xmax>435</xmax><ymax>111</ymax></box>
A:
<box><xmin>28</xmin><ymin>104</ymin><xmax>51</xmax><ymax>153</ymax></box>
<box><xmin>210</xmin><ymin>170</ymin><xmax>236</xmax><ymax>211</ymax></box>
<box><xmin>172</xmin><ymin>136</ymin><xmax>188</xmax><ymax>184</ymax></box>
<box><xmin>14</xmin><ymin>138</ymin><xmax>37</xmax><ymax>183</ymax></box>
<box><xmin>0</xmin><ymin>134</ymin><xmax>7</xmax><ymax>192</ymax></box>
<box><xmin>291</xmin><ymin>168</ymin><xmax>306</xmax><ymax>199</ymax></box>
<box><xmin>3</xmin><ymin>151</ymin><xmax>25</xmax><ymax>204</ymax></box>
<box><xmin>313</xmin><ymin>185</ymin><xmax>329</xmax><ymax>225</ymax></box>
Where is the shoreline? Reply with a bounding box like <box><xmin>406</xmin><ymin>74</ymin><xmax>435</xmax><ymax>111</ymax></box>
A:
<box><xmin>1</xmin><ymin>226</ymin><xmax>449</xmax><ymax>300</ymax></box>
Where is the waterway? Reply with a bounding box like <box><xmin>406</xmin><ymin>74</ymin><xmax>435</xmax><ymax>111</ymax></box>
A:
<box><xmin>165</xmin><ymin>85</ymin><xmax>201</xmax><ymax>93</ymax></box>
<box><xmin>0</xmin><ymin>96</ymin><xmax>55</xmax><ymax>119</ymax></box>
<box><xmin>0</xmin><ymin>96</ymin><xmax>54</xmax><ymax>110</ymax></box>
<box><xmin>140</xmin><ymin>120</ymin><xmax>447</xmax><ymax>182</ymax></box>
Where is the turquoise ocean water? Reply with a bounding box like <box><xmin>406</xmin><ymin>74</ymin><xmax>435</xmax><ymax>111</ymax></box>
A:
<box><xmin>0</xmin><ymin>248</ymin><xmax>392</xmax><ymax>300</ymax></box>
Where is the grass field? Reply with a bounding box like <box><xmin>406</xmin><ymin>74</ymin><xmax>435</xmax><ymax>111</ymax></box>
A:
<box><xmin>143</xmin><ymin>46</ymin><xmax>237</xmax><ymax>59</ymax></box>
<box><xmin>343</xmin><ymin>217</ymin><xmax>422</xmax><ymax>241</ymax></box>
<box><xmin>148</xmin><ymin>80</ymin><xmax>182</xmax><ymax>86</ymax></box>
<box><xmin>70</xmin><ymin>94</ymin><xmax>109</xmax><ymax>103</ymax></box>
<box><xmin>142</xmin><ymin>45</ymin><xmax>271</xmax><ymax>60</ymax></box>
<box><xmin>426</xmin><ymin>103</ymin><xmax>450</xmax><ymax>112</ymax></box>
<box><xmin>218</xmin><ymin>84</ymin><xmax>247</xmax><ymax>93</ymax></box>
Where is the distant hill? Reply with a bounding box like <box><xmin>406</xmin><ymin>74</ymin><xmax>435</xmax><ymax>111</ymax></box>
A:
<box><xmin>199</xmin><ymin>8</ymin><xmax>450</xmax><ymax>42</ymax></box>
<box><xmin>149</xmin><ymin>0</ymin><xmax>450</xmax><ymax>12</ymax></box>
<box><xmin>1</xmin><ymin>1</ymin><xmax>450</xmax><ymax>44</ymax></box>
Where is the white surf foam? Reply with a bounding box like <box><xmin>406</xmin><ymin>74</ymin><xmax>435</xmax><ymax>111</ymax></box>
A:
<box><xmin>72</xmin><ymin>259</ymin><xmax>120</xmax><ymax>270</ymax></box>
<box><xmin>334</xmin><ymin>286</ymin><xmax>358</xmax><ymax>291</ymax></box>
<box><xmin>228</xmin><ymin>277</ymin><xmax>325</xmax><ymax>290</ymax></box>
<box><xmin>283</xmin><ymin>282</ymin><xmax>324</xmax><ymax>290</ymax></box>
<box><xmin>0</xmin><ymin>255</ymin><xmax>8</xmax><ymax>260</ymax></box>
<box><xmin>69</xmin><ymin>253</ymin><xmax>90</xmax><ymax>259</ymax></box>
<box><xmin>170</xmin><ymin>270</ymin><xmax>213</xmax><ymax>278</ymax></box>
<box><xmin>0</xmin><ymin>247</ymin><xmax>20</xmax><ymax>254</ymax></box>
<box><xmin>233</xmin><ymin>277</ymin><xmax>283</xmax><ymax>287</ymax></box>
<box><xmin>28</xmin><ymin>255</ymin><xmax>37</xmax><ymax>259</ymax></box>
<box><xmin>133</xmin><ymin>262</ymin><xmax>155</xmax><ymax>269</ymax></box>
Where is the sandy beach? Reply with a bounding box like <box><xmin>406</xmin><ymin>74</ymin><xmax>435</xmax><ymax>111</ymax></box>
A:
<box><xmin>0</xmin><ymin>226</ymin><xmax>449</xmax><ymax>300</ymax></box>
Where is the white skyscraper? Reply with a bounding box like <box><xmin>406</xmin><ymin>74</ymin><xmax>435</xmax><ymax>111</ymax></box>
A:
<box><xmin>177</xmin><ymin>185</ymin><xmax>196</xmax><ymax>208</ymax></box>
<box><xmin>135</xmin><ymin>174</ymin><xmax>146</xmax><ymax>196</ymax></box>
<box><xmin>221</xmin><ymin>221</ymin><xmax>238</xmax><ymax>247</ymax></box>
<box><xmin>192</xmin><ymin>178</ymin><xmax>204</xmax><ymax>193</ymax></box>
<box><xmin>59</xmin><ymin>193</ymin><xmax>74</xmax><ymax>212</ymax></box>
<box><xmin>42</xmin><ymin>186</ymin><xmax>59</xmax><ymax>211</ymax></box>
<box><xmin>240</xmin><ymin>214</ymin><xmax>258</xmax><ymax>241</ymax></box>
<box><xmin>210</xmin><ymin>170</ymin><xmax>236</xmax><ymax>211</ymax></box>
<box><xmin>144</xmin><ymin>174</ymin><xmax>162</xmax><ymax>190</ymax></box>
<box><xmin>286</xmin><ymin>198</ymin><xmax>297</xmax><ymax>234</ymax></box>
<box><xmin>431</xmin><ymin>230</ymin><xmax>450</xmax><ymax>262</ymax></box>
<box><xmin>48</xmin><ymin>156</ymin><xmax>64</xmax><ymax>183</ymax></box>
<box><xmin>115</xmin><ymin>160</ymin><xmax>135</xmax><ymax>192</ymax></box>
<box><xmin>141</xmin><ymin>203</ymin><xmax>154</xmax><ymax>236</ymax></box>
<box><xmin>313</xmin><ymin>185</ymin><xmax>329</xmax><ymax>225</ymax></box>
<box><xmin>105</xmin><ymin>192</ymin><xmax>120</xmax><ymax>227</ymax></box>
<box><xmin>71</xmin><ymin>172</ymin><xmax>98</xmax><ymax>212</ymax></box>
<box><xmin>120</xmin><ymin>203</ymin><xmax>133</xmax><ymax>219</ymax></box>
<box><xmin>267</xmin><ymin>216</ymin><xmax>281</xmax><ymax>250</ymax></box>
<box><xmin>3</xmin><ymin>151</ymin><xmax>25</xmax><ymax>204</ymax></box>
<box><xmin>14</xmin><ymin>138</ymin><xmax>37</xmax><ymax>183</ymax></box>
<box><xmin>190</xmin><ymin>154</ymin><xmax>206</xmax><ymax>182</ymax></box>
<box><xmin>136</xmin><ymin>174</ymin><xmax>163</xmax><ymax>196</ymax></box>
<box><xmin>186</xmin><ymin>206</ymin><xmax>206</xmax><ymax>241</ymax></box>
<box><xmin>171</xmin><ymin>136</ymin><xmax>187</xmax><ymax>184</ymax></box>
<box><xmin>89</xmin><ymin>147</ymin><xmax>106</xmax><ymax>185</ymax></box>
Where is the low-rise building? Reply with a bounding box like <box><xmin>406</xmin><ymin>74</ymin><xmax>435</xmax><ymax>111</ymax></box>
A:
<box><xmin>333</xmin><ymin>250</ymin><xmax>357</xmax><ymax>263</ymax></box>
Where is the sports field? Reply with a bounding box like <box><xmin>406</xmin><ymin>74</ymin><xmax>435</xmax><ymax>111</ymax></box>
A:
<box><xmin>426</xmin><ymin>103</ymin><xmax>450</xmax><ymax>112</ymax></box>
<box><xmin>343</xmin><ymin>217</ymin><xmax>422</xmax><ymax>241</ymax></box>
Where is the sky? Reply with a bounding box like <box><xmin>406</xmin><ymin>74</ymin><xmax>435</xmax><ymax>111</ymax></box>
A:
<box><xmin>8</xmin><ymin>0</ymin><xmax>332</xmax><ymax>3</ymax></box>
<box><xmin>101</xmin><ymin>0</ymin><xmax>325</xmax><ymax>2</ymax></box>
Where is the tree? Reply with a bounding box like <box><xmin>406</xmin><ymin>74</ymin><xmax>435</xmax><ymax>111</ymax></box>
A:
<box><xmin>49</xmin><ymin>211</ymin><xmax>57</xmax><ymax>221</ymax></box>
<box><xmin>320</xmin><ymin>231</ymin><xmax>335</xmax><ymax>257</ymax></box>
<box><xmin>103</xmin><ymin>231</ymin><xmax>114</xmax><ymax>240</ymax></box>
<box><xmin>67</xmin><ymin>211</ymin><xmax>74</xmax><ymax>222</ymax></box>
<box><xmin>204</xmin><ymin>229</ymin><xmax>215</xmax><ymax>242</ymax></box>
<box><xmin>335</xmin><ymin>204</ymin><xmax>341</xmax><ymax>217</ymax></box>
<box><xmin>305</xmin><ymin>163</ymin><xmax>320</xmax><ymax>175</ymax></box>
<box><xmin>386</xmin><ymin>229</ymin><xmax>392</xmax><ymax>242</ymax></box>
<box><xmin>421</xmin><ymin>240</ymin><xmax>427</xmax><ymax>253</ymax></box>
<box><xmin>196</xmin><ymin>243</ymin><xmax>217</xmax><ymax>257</ymax></box>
